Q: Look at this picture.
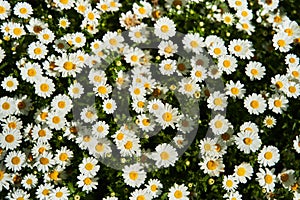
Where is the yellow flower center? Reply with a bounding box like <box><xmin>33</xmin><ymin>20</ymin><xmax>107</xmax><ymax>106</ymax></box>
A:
<box><xmin>190</xmin><ymin>40</ymin><xmax>198</xmax><ymax>48</ymax></box>
<box><xmin>98</xmin><ymin>86</ymin><xmax>107</xmax><ymax>94</ymax></box>
<box><xmin>95</xmin><ymin>143</ymin><xmax>104</xmax><ymax>152</ymax></box>
<box><xmin>84</xmin><ymin>177</ymin><xmax>92</xmax><ymax>185</ymax></box>
<box><xmin>85</xmin><ymin>163</ymin><xmax>94</xmax><ymax>171</ymax></box>
<box><xmin>243</xmin><ymin>137</ymin><xmax>253</xmax><ymax>145</ymax></box>
<box><xmin>0</xmin><ymin>6</ymin><xmax>6</xmax><ymax>14</ymax></box>
<box><xmin>251</xmin><ymin>68</ymin><xmax>259</xmax><ymax>76</ymax></box>
<box><xmin>38</xmin><ymin>129</ymin><xmax>46</xmax><ymax>137</ymax></box>
<box><xmin>274</xmin><ymin>100</ymin><xmax>282</xmax><ymax>107</ymax></box>
<box><xmin>106</xmin><ymin>102</ymin><xmax>112</xmax><ymax>109</ymax></box>
<box><xmin>2</xmin><ymin>102</ymin><xmax>10</xmax><ymax>110</ymax></box>
<box><xmin>56</xmin><ymin>191</ymin><xmax>63</xmax><ymax>198</ymax></box>
<box><xmin>124</xmin><ymin>141</ymin><xmax>133</xmax><ymax>149</ymax></box>
<box><xmin>142</xmin><ymin>119</ymin><xmax>150</xmax><ymax>126</ymax></box>
<box><xmin>151</xmin><ymin>184</ymin><xmax>157</xmax><ymax>191</ymax></box>
<box><xmin>264</xmin><ymin>152</ymin><xmax>273</xmax><ymax>160</ymax></box>
<box><xmin>289</xmin><ymin>86</ymin><xmax>296</xmax><ymax>93</ymax></box>
<box><xmin>213</xmin><ymin>48</ymin><xmax>221</xmax><ymax>55</ymax></box>
<box><xmin>63</xmin><ymin>61</ymin><xmax>75</xmax><ymax>70</ymax></box>
<box><xmin>174</xmin><ymin>190</ymin><xmax>183</xmax><ymax>198</ymax></box>
<box><xmin>161</xmin><ymin>25</ymin><xmax>169</xmax><ymax>33</ymax></box>
<box><xmin>226</xmin><ymin>180</ymin><xmax>233</xmax><ymax>187</ymax></box>
<box><xmin>213</xmin><ymin>98</ymin><xmax>222</xmax><ymax>106</ymax></box>
<box><xmin>138</xmin><ymin>7</ymin><xmax>146</xmax><ymax>14</ymax></box>
<box><xmin>207</xmin><ymin>160</ymin><xmax>218</xmax><ymax>170</ymax></box>
<box><xmin>250</xmin><ymin>100</ymin><xmax>259</xmax><ymax>109</ymax></box>
<box><xmin>42</xmin><ymin>189</ymin><xmax>49</xmax><ymax>196</ymax></box>
<box><xmin>241</xmin><ymin>11</ymin><xmax>248</xmax><ymax>17</ymax></box>
<box><xmin>60</xmin><ymin>0</ymin><xmax>69</xmax><ymax>5</ymax></box>
<box><xmin>5</xmin><ymin>134</ymin><xmax>14</xmax><ymax>143</ymax></box>
<box><xmin>237</xmin><ymin>167</ymin><xmax>246</xmax><ymax>176</ymax></box>
<box><xmin>28</xmin><ymin>68</ymin><xmax>37</xmax><ymax>77</ymax></box>
<box><xmin>162</xmin><ymin>112</ymin><xmax>173</xmax><ymax>122</ymax></box>
<box><xmin>160</xmin><ymin>151</ymin><xmax>170</xmax><ymax>160</ymax></box>
<box><xmin>134</xmin><ymin>31</ymin><xmax>142</xmax><ymax>38</ymax></box>
<box><xmin>12</xmin><ymin>156</ymin><xmax>20</xmax><ymax>165</ymax></box>
<box><xmin>52</xmin><ymin>116</ymin><xmax>60</xmax><ymax>124</ymax></box>
<box><xmin>129</xmin><ymin>171</ymin><xmax>138</xmax><ymax>180</ymax></box>
<box><xmin>292</xmin><ymin>71</ymin><xmax>299</xmax><ymax>78</ymax></box>
<box><xmin>264</xmin><ymin>174</ymin><xmax>273</xmax><ymax>184</ymax></box>
<box><xmin>13</xmin><ymin>28</ymin><xmax>22</xmax><ymax>36</ymax></box>
<box><xmin>109</xmin><ymin>38</ymin><xmax>117</xmax><ymax>46</ymax></box>
<box><xmin>164</xmin><ymin>46</ymin><xmax>173</xmax><ymax>54</ymax></box>
<box><xmin>20</xmin><ymin>8</ymin><xmax>27</xmax><ymax>14</ymax></box>
<box><xmin>8</xmin><ymin>122</ymin><xmax>17</xmax><ymax>129</ymax></box>
<box><xmin>277</xmin><ymin>39</ymin><xmax>286</xmax><ymax>47</ymax></box>
<box><xmin>234</xmin><ymin>45</ymin><xmax>242</xmax><ymax>52</ymax></box>
<box><xmin>59</xmin><ymin>153</ymin><xmax>68</xmax><ymax>161</ymax></box>
<box><xmin>214</xmin><ymin>120</ymin><xmax>223</xmax><ymax>129</ymax></box>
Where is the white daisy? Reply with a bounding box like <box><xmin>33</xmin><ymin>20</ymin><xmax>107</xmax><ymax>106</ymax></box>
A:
<box><xmin>13</xmin><ymin>2</ymin><xmax>33</xmax><ymax>19</ymax></box>
<box><xmin>235</xmin><ymin>130</ymin><xmax>261</xmax><ymax>154</ymax></box>
<box><xmin>272</xmin><ymin>31</ymin><xmax>293</xmax><ymax>53</ymax></box>
<box><xmin>158</xmin><ymin>40</ymin><xmax>178</xmax><ymax>58</ymax></box>
<box><xmin>263</xmin><ymin>115</ymin><xmax>277</xmax><ymax>128</ymax></box>
<box><xmin>258</xmin><ymin>145</ymin><xmax>280</xmax><ymax>167</ymax></box>
<box><xmin>234</xmin><ymin>162</ymin><xmax>253</xmax><ymax>183</ymax></box>
<box><xmin>155</xmin><ymin>104</ymin><xmax>181</xmax><ymax>129</ymax></box>
<box><xmin>245</xmin><ymin>61</ymin><xmax>266</xmax><ymax>80</ymax></box>
<box><xmin>80</xmin><ymin>106</ymin><xmax>98</xmax><ymax>123</ymax></box>
<box><xmin>50</xmin><ymin>94</ymin><xmax>73</xmax><ymax>114</ymax></box>
<box><xmin>28</xmin><ymin>41</ymin><xmax>48</xmax><ymax>60</ymax></box>
<box><xmin>92</xmin><ymin>121</ymin><xmax>109</xmax><ymax>139</ymax></box>
<box><xmin>218</xmin><ymin>55</ymin><xmax>238</xmax><ymax>75</ymax></box>
<box><xmin>178</xmin><ymin>77</ymin><xmax>200</xmax><ymax>97</ymax></box>
<box><xmin>122</xmin><ymin>163</ymin><xmax>146</xmax><ymax>188</ymax></box>
<box><xmin>152</xmin><ymin>143</ymin><xmax>178</xmax><ymax>168</ymax></box>
<box><xmin>225</xmin><ymin>80</ymin><xmax>245</xmax><ymax>99</ymax></box>
<box><xmin>53</xmin><ymin>0</ymin><xmax>74</xmax><ymax>10</ymax></box>
<box><xmin>154</xmin><ymin>17</ymin><xmax>176</xmax><ymax>40</ymax></box>
<box><xmin>159</xmin><ymin>59</ymin><xmax>177</xmax><ymax>76</ymax></box>
<box><xmin>102</xmin><ymin>98</ymin><xmax>117</xmax><ymax>114</ymax></box>
<box><xmin>4</xmin><ymin>150</ymin><xmax>26</xmax><ymax>172</ymax></box>
<box><xmin>209</xmin><ymin>114</ymin><xmax>230</xmax><ymax>135</ymax></box>
<box><xmin>145</xmin><ymin>179</ymin><xmax>163</xmax><ymax>198</ymax></box>
<box><xmin>0</xmin><ymin>0</ymin><xmax>11</xmax><ymax>20</ymax></box>
<box><xmin>199</xmin><ymin>156</ymin><xmax>225</xmax><ymax>177</ymax></box>
<box><xmin>77</xmin><ymin>173</ymin><xmax>98</xmax><ymax>193</ymax></box>
<box><xmin>38</xmin><ymin>28</ymin><xmax>55</xmax><ymax>44</ymax></box>
<box><xmin>268</xmin><ymin>94</ymin><xmax>288</xmax><ymax>114</ymax></box>
<box><xmin>21</xmin><ymin>174</ymin><xmax>38</xmax><ymax>190</ymax></box>
<box><xmin>34</xmin><ymin>152</ymin><xmax>55</xmax><ymax>173</ymax></box>
<box><xmin>0</xmin><ymin>96</ymin><xmax>16</xmax><ymax>119</ymax></box>
<box><xmin>49</xmin><ymin>186</ymin><xmax>70</xmax><ymax>200</ymax></box>
<box><xmin>222</xmin><ymin>175</ymin><xmax>238</xmax><ymax>192</ymax></box>
<box><xmin>168</xmin><ymin>183</ymin><xmax>190</xmax><ymax>200</ymax></box>
<box><xmin>34</xmin><ymin>77</ymin><xmax>55</xmax><ymax>98</ymax></box>
<box><xmin>1</xmin><ymin>76</ymin><xmax>18</xmax><ymax>92</ymax></box>
<box><xmin>256</xmin><ymin>168</ymin><xmax>276</xmax><ymax>192</ymax></box>
<box><xmin>102</xmin><ymin>31</ymin><xmax>124</xmax><ymax>51</ymax></box>
<box><xmin>244</xmin><ymin>93</ymin><xmax>267</xmax><ymax>115</ymax></box>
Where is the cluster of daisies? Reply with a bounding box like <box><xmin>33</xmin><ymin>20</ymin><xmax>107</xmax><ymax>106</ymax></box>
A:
<box><xmin>0</xmin><ymin>0</ymin><xmax>300</xmax><ymax>199</ymax></box>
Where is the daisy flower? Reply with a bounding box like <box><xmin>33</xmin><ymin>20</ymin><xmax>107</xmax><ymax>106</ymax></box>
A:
<box><xmin>176</xmin><ymin>115</ymin><xmax>196</xmax><ymax>134</ymax></box>
<box><xmin>191</xmin><ymin>54</ymin><xmax>210</xmax><ymax>68</ymax></box>
<box><xmin>256</xmin><ymin>168</ymin><xmax>277</xmax><ymax>192</ymax></box>
<box><xmin>263</xmin><ymin>115</ymin><xmax>277</xmax><ymax>128</ymax></box>
<box><xmin>137</xmin><ymin>114</ymin><xmax>155</xmax><ymax>132</ymax></box>
<box><xmin>236</xmin><ymin>20</ymin><xmax>255</xmax><ymax>35</ymax></box>
<box><xmin>207</xmin><ymin>91</ymin><xmax>228</xmax><ymax>111</ymax></box>
<box><xmin>225</xmin><ymin>80</ymin><xmax>245</xmax><ymax>99</ymax></box>
<box><xmin>227</xmin><ymin>0</ymin><xmax>248</xmax><ymax>10</ymax></box>
<box><xmin>199</xmin><ymin>137</ymin><xmax>218</xmax><ymax>157</ymax></box>
<box><xmin>122</xmin><ymin>163</ymin><xmax>146</xmax><ymax>188</ymax></box>
<box><xmin>287</xmin><ymin>65</ymin><xmax>300</xmax><ymax>80</ymax></box>
<box><xmin>102</xmin><ymin>31</ymin><xmax>124</xmax><ymax>51</ymax></box>
<box><xmin>49</xmin><ymin>186</ymin><xmax>70</xmax><ymax>200</ymax></box>
<box><xmin>0</xmin><ymin>129</ymin><xmax>22</xmax><ymax>150</ymax></box>
<box><xmin>58</xmin><ymin>17</ymin><xmax>70</xmax><ymax>29</ymax></box>
<box><xmin>245</xmin><ymin>61</ymin><xmax>266</xmax><ymax>81</ymax></box>
<box><xmin>209</xmin><ymin>114</ymin><xmax>230</xmax><ymax>135</ymax></box>
<box><xmin>168</xmin><ymin>183</ymin><xmax>190</xmax><ymax>200</ymax></box>
<box><xmin>222</xmin><ymin>12</ymin><xmax>235</xmax><ymax>25</ymax></box>
<box><xmin>235</xmin><ymin>130</ymin><xmax>261</xmax><ymax>154</ymax></box>
<box><xmin>199</xmin><ymin>156</ymin><xmax>225</xmax><ymax>177</ymax></box>
<box><xmin>21</xmin><ymin>174</ymin><xmax>38</xmax><ymax>190</ymax></box>
<box><xmin>91</xmin><ymin>121</ymin><xmax>109</xmax><ymax>139</ymax></box>
<box><xmin>129</xmin><ymin>23</ymin><xmax>148</xmax><ymax>43</ymax></box>
<box><xmin>84</xmin><ymin>8</ymin><xmax>100</xmax><ymax>23</ymax></box>
<box><xmin>74</xmin><ymin>0</ymin><xmax>91</xmax><ymax>14</ymax></box>
<box><xmin>0</xmin><ymin>165</ymin><xmax>11</xmax><ymax>191</ymax></box>
<box><xmin>55</xmin><ymin>53</ymin><xmax>82</xmax><ymax>77</ymax></box>
<box><xmin>268</xmin><ymin>94</ymin><xmax>288</xmax><ymax>114</ymax></box>
<box><xmin>7</xmin><ymin>189</ymin><xmax>30</xmax><ymax>200</ymax></box>
<box><xmin>223</xmin><ymin>191</ymin><xmax>243</xmax><ymax>200</ymax></box>
<box><xmin>207</xmin><ymin>65</ymin><xmax>222</xmax><ymax>79</ymax></box>
<box><xmin>152</xmin><ymin>143</ymin><xmax>178</xmax><ymax>168</ymax></box>
<box><xmin>79</xmin><ymin>157</ymin><xmax>100</xmax><ymax>176</ymax></box>
<box><xmin>244</xmin><ymin>93</ymin><xmax>267</xmax><ymax>115</ymax></box>
<box><xmin>35</xmin><ymin>183</ymin><xmax>54</xmax><ymax>200</ymax></box>
<box><xmin>258</xmin><ymin>0</ymin><xmax>279</xmax><ymax>12</ymax></box>
<box><xmin>222</xmin><ymin>175</ymin><xmax>239</xmax><ymax>192</ymax></box>
<box><xmin>50</xmin><ymin>94</ymin><xmax>73</xmax><ymax>115</ymax></box>
<box><xmin>102</xmin><ymin>98</ymin><xmax>117</xmax><ymax>114</ymax></box>
<box><xmin>13</xmin><ymin>2</ymin><xmax>33</xmax><ymax>19</ymax></box>
<box><xmin>88</xmin><ymin>69</ymin><xmax>107</xmax><ymax>86</ymax></box>
<box><xmin>234</xmin><ymin>162</ymin><xmax>253</xmax><ymax>183</ymax></box>
<box><xmin>53</xmin><ymin>0</ymin><xmax>75</xmax><ymax>10</ymax></box>
<box><xmin>145</xmin><ymin>179</ymin><xmax>163</xmax><ymax>198</ymax></box>
<box><xmin>154</xmin><ymin>16</ymin><xmax>176</xmax><ymax>40</ymax></box>
<box><xmin>38</xmin><ymin>28</ymin><xmax>55</xmax><ymax>44</ymax></box>
<box><xmin>159</xmin><ymin>59</ymin><xmax>177</xmax><ymax>76</ymax></box>
<box><xmin>47</xmin><ymin>111</ymin><xmax>66</xmax><ymax>130</ymax></box>
<box><xmin>28</xmin><ymin>41</ymin><xmax>48</xmax><ymax>60</ymax></box>
<box><xmin>228</xmin><ymin>38</ymin><xmax>254</xmax><ymax>59</ymax></box>
<box><xmin>31</xmin><ymin>141</ymin><xmax>51</xmax><ymax>158</ymax></box>
<box><xmin>285</xmin><ymin>53</ymin><xmax>299</xmax><ymax>67</ymax></box>
<box><xmin>34</xmin><ymin>77</ymin><xmax>55</xmax><ymax>98</ymax></box>
<box><xmin>132</xmin><ymin>1</ymin><xmax>152</xmax><ymax>19</ymax></box>
<box><xmin>1</xmin><ymin>115</ymin><xmax>23</xmax><ymax>131</ymax></box>
<box><xmin>124</xmin><ymin>47</ymin><xmax>144</xmax><ymax>67</ymax></box>
<box><xmin>20</xmin><ymin>62</ymin><xmax>43</xmax><ymax>84</ymax></box>
<box><xmin>278</xmin><ymin>169</ymin><xmax>295</xmax><ymax>189</ymax></box>
<box><xmin>271</xmin><ymin>74</ymin><xmax>289</xmax><ymax>91</ymax></box>
<box><xmin>80</xmin><ymin>106</ymin><xmax>98</xmax><ymax>123</ymax></box>
<box><xmin>1</xmin><ymin>76</ymin><xmax>18</xmax><ymax>92</ymax></box>
<box><xmin>54</xmin><ymin>146</ymin><xmax>73</xmax><ymax>168</ymax></box>
<box><xmin>4</xmin><ymin>150</ymin><xmax>26</xmax><ymax>172</ymax></box>
<box><xmin>182</xmin><ymin>33</ymin><xmax>205</xmax><ymax>54</ymax></box>
<box><xmin>155</xmin><ymin>104</ymin><xmax>181</xmax><ymax>129</ymax></box>
<box><xmin>0</xmin><ymin>0</ymin><xmax>11</xmax><ymax>20</ymax></box>
<box><xmin>147</xmin><ymin>99</ymin><xmax>164</xmax><ymax>114</ymax></box>
<box><xmin>284</xmin><ymin>81</ymin><xmax>300</xmax><ymax>98</ymax></box>
<box><xmin>0</xmin><ymin>96</ymin><xmax>17</xmax><ymax>119</ymax></box>
<box><xmin>208</xmin><ymin>41</ymin><xmax>227</xmax><ymax>58</ymax></box>
<box><xmin>218</xmin><ymin>55</ymin><xmax>238</xmax><ymax>75</ymax></box>
<box><xmin>236</xmin><ymin>8</ymin><xmax>253</xmax><ymax>21</ymax></box>
<box><xmin>258</xmin><ymin>145</ymin><xmax>280</xmax><ymax>167</ymax></box>
<box><xmin>178</xmin><ymin>77</ymin><xmax>200</xmax><ymax>97</ymax></box>
<box><xmin>77</xmin><ymin>173</ymin><xmax>98</xmax><ymax>193</ymax></box>
<box><xmin>35</xmin><ymin>152</ymin><xmax>55</xmax><ymax>173</ymax></box>
<box><xmin>118</xmin><ymin>135</ymin><xmax>141</xmax><ymax>157</ymax></box>
<box><xmin>90</xmin><ymin>139</ymin><xmax>112</xmax><ymax>158</ymax></box>
<box><xmin>158</xmin><ymin>40</ymin><xmax>178</xmax><ymax>58</ymax></box>
<box><xmin>190</xmin><ymin>64</ymin><xmax>207</xmax><ymax>83</ymax></box>
<box><xmin>94</xmin><ymin>83</ymin><xmax>112</xmax><ymax>99</ymax></box>
<box><xmin>272</xmin><ymin>32</ymin><xmax>293</xmax><ymax>52</ymax></box>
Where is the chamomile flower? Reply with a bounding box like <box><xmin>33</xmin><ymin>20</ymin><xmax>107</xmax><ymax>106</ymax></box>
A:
<box><xmin>21</xmin><ymin>174</ymin><xmax>38</xmax><ymax>190</ymax></box>
<box><xmin>158</xmin><ymin>40</ymin><xmax>178</xmax><ymax>58</ymax></box>
<box><xmin>199</xmin><ymin>156</ymin><xmax>225</xmax><ymax>177</ymax></box>
<box><xmin>209</xmin><ymin>114</ymin><xmax>230</xmax><ymax>135</ymax></box>
<box><xmin>7</xmin><ymin>189</ymin><xmax>30</xmax><ymax>200</ymax></box>
<box><xmin>178</xmin><ymin>77</ymin><xmax>200</xmax><ymax>97</ymax></box>
<box><xmin>38</xmin><ymin>28</ymin><xmax>55</xmax><ymax>44</ymax></box>
<box><xmin>256</xmin><ymin>168</ymin><xmax>276</xmax><ymax>192</ymax></box>
<box><xmin>287</xmin><ymin>65</ymin><xmax>300</xmax><ymax>80</ymax></box>
<box><xmin>35</xmin><ymin>152</ymin><xmax>55</xmax><ymax>173</ymax></box>
<box><xmin>207</xmin><ymin>91</ymin><xmax>228</xmax><ymax>111</ymax></box>
<box><xmin>159</xmin><ymin>59</ymin><xmax>177</xmax><ymax>76</ymax></box>
<box><xmin>5</xmin><ymin>150</ymin><xmax>26</xmax><ymax>172</ymax></box>
<box><xmin>236</xmin><ymin>20</ymin><xmax>255</xmax><ymax>35</ymax></box>
<box><xmin>217</xmin><ymin>55</ymin><xmax>238</xmax><ymax>75</ymax></box>
<box><xmin>154</xmin><ymin>17</ymin><xmax>176</xmax><ymax>40</ymax></box>
<box><xmin>236</xmin><ymin>8</ymin><xmax>253</xmax><ymax>21</ymax></box>
<box><xmin>35</xmin><ymin>183</ymin><xmax>54</xmax><ymax>200</ymax></box>
<box><xmin>258</xmin><ymin>145</ymin><xmax>280</xmax><ymax>167</ymax></box>
<box><xmin>77</xmin><ymin>173</ymin><xmax>98</xmax><ymax>193</ymax></box>
<box><xmin>88</xmin><ymin>69</ymin><xmax>107</xmax><ymax>86</ymax></box>
<box><xmin>227</xmin><ymin>0</ymin><xmax>248</xmax><ymax>10</ymax></box>
<box><xmin>122</xmin><ymin>163</ymin><xmax>146</xmax><ymax>188</ymax></box>
<box><xmin>240</xmin><ymin>121</ymin><xmax>259</xmax><ymax>133</ymax></box>
<box><xmin>278</xmin><ymin>169</ymin><xmax>295</xmax><ymax>189</ymax></box>
<box><xmin>53</xmin><ymin>0</ymin><xmax>74</xmax><ymax>10</ymax></box>
<box><xmin>90</xmin><ymin>138</ymin><xmax>112</xmax><ymax>158</ymax></box>
<box><xmin>155</xmin><ymin>104</ymin><xmax>181</xmax><ymax>129</ymax></box>
<box><xmin>208</xmin><ymin>42</ymin><xmax>227</xmax><ymax>58</ymax></box>
<box><xmin>271</xmin><ymin>74</ymin><xmax>289</xmax><ymax>91</ymax></box>
<box><xmin>190</xmin><ymin>65</ymin><xmax>207</xmax><ymax>83</ymax></box>
<box><xmin>152</xmin><ymin>143</ymin><xmax>178</xmax><ymax>168</ymax></box>
<box><xmin>1</xmin><ymin>76</ymin><xmax>18</xmax><ymax>92</ymax></box>
<box><xmin>54</xmin><ymin>146</ymin><xmax>73</xmax><ymax>168</ymax></box>
<box><xmin>0</xmin><ymin>165</ymin><xmax>11</xmax><ymax>191</ymax></box>
<box><xmin>124</xmin><ymin>47</ymin><xmax>144</xmax><ymax>67</ymax></box>
<box><xmin>129</xmin><ymin>24</ymin><xmax>148</xmax><ymax>43</ymax></box>
<box><xmin>13</xmin><ymin>2</ymin><xmax>33</xmax><ymax>19</ymax></box>
<box><xmin>145</xmin><ymin>179</ymin><xmax>163</xmax><ymax>198</ymax></box>
<box><xmin>147</xmin><ymin>99</ymin><xmax>164</xmax><ymax>114</ymax></box>
<box><xmin>31</xmin><ymin>124</ymin><xmax>53</xmax><ymax>142</ymax></box>
<box><xmin>191</xmin><ymin>54</ymin><xmax>211</xmax><ymax>68</ymax></box>
<box><xmin>258</xmin><ymin>0</ymin><xmax>279</xmax><ymax>12</ymax></box>
<box><xmin>244</xmin><ymin>93</ymin><xmax>267</xmax><ymax>115</ymax></box>
<box><xmin>199</xmin><ymin>137</ymin><xmax>218</xmax><ymax>157</ymax></box>
<box><xmin>94</xmin><ymin>83</ymin><xmax>112</xmax><ymax>99</ymax></box>
<box><xmin>235</xmin><ymin>130</ymin><xmax>261</xmax><ymax>154</ymax></box>
<box><xmin>228</xmin><ymin>39</ymin><xmax>254</xmax><ymax>59</ymax></box>
<box><xmin>222</xmin><ymin>12</ymin><xmax>235</xmax><ymax>25</ymax></box>
<box><xmin>118</xmin><ymin>135</ymin><xmax>141</xmax><ymax>157</ymax></box>
<box><xmin>234</xmin><ymin>162</ymin><xmax>253</xmax><ymax>183</ymax></box>
<box><xmin>132</xmin><ymin>1</ymin><xmax>152</xmax><ymax>19</ymax></box>
<box><xmin>173</xmin><ymin>135</ymin><xmax>186</xmax><ymax>149</ymax></box>
<box><xmin>49</xmin><ymin>186</ymin><xmax>70</xmax><ymax>200</ymax></box>
<box><xmin>293</xmin><ymin>135</ymin><xmax>300</xmax><ymax>153</ymax></box>
<box><xmin>222</xmin><ymin>175</ymin><xmax>238</xmax><ymax>191</ymax></box>
<box><xmin>176</xmin><ymin>115</ymin><xmax>196</xmax><ymax>134</ymax></box>
<box><xmin>91</xmin><ymin>121</ymin><xmax>109</xmax><ymax>139</ymax></box>
<box><xmin>137</xmin><ymin>114</ymin><xmax>155</xmax><ymax>132</ymax></box>
<box><xmin>168</xmin><ymin>183</ymin><xmax>190</xmax><ymax>200</ymax></box>
<box><xmin>268</xmin><ymin>94</ymin><xmax>288</xmax><ymax>114</ymax></box>
<box><xmin>31</xmin><ymin>141</ymin><xmax>51</xmax><ymax>158</ymax></box>
<box><xmin>102</xmin><ymin>98</ymin><xmax>117</xmax><ymax>114</ymax></box>
<box><xmin>1</xmin><ymin>115</ymin><xmax>23</xmax><ymax>131</ymax></box>
<box><xmin>182</xmin><ymin>33</ymin><xmax>205</xmax><ymax>54</ymax></box>
<box><xmin>225</xmin><ymin>80</ymin><xmax>245</xmax><ymax>99</ymax></box>
<box><xmin>0</xmin><ymin>0</ymin><xmax>11</xmax><ymax>20</ymax></box>
<box><xmin>74</xmin><ymin>0</ymin><xmax>91</xmax><ymax>14</ymax></box>
<box><xmin>47</xmin><ymin>111</ymin><xmax>66</xmax><ymax>130</ymax></box>
<box><xmin>51</xmin><ymin>94</ymin><xmax>72</xmax><ymax>114</ymax></box>
<box><xmin>79</xmin><ymin>157</ymin><xmax>100</xmax><ymax>176</ymax></box>
<box><xmin>263</xmin><ymin>115</ymin><xmax>277</xmax><ymax>128</ymax></box>
<box><xmin>103</xmin><ymin>31</ymin><xmax>124</xmax><ymax>51</ymax></box>
<box><xmin>55</xmin><ymin>53</ymin><xmax>82</xmax><ymax>77</ymax></box>
<box><xmin>284</xmin><ymin>81</ymin><xmax>300</xmax><ymax>98</ymax></box>
<box><xmin>129</xmin><ymin>188</ymin><xmax>152</xmax><ymax>200</ymax></box>
<box><xmin>0</xmin><ymin>96</ymin><xmax>17</xmax><ymax>119</ymax></box>
<box><xmin>80</xmin><ymin>106</ymin><xmax>98</xmax><ymax>123</ymax></box>
<box><xmin>28</xmin><ymin>41</ymin><xmax>48</xmax><ymax>60</ymax></box>
<box><xmin>34</xmin><ymin>77</ymin><xmax>55</xmax><ymax>98</ymax></box>
<box><xmin>223</xmin><ymin>191</ymin><xmax>243</xmax><ymax>200</ymax></box>
<box><xmin>245</xmin><ymin>61</ymin><xmax>266</xmax><ymax>80</ymax></box>
<box><xmin>272</xmin><ymin>32</ymin><xmax>293</xmax><ymax>52</ymax></box>
<box><xmin>285</xmin><ymin>53</ymin><xmax>299</xmax><ymax>67</ymax></box>
<box><xmin>58</xmin><ymin>18</ymin><xmax>70</xmax><ymax>29</ymax></box>
<box><xmin>0</xmin><ymin>128</ymin><xmax>22</xmax><ymax>151</ymax></box>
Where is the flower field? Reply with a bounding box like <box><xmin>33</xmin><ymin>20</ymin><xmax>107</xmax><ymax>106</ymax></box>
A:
<box><xmin>0</xmin><ymin>0</ymin><xmax>300</xmax><ymax>199</ymax></box>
